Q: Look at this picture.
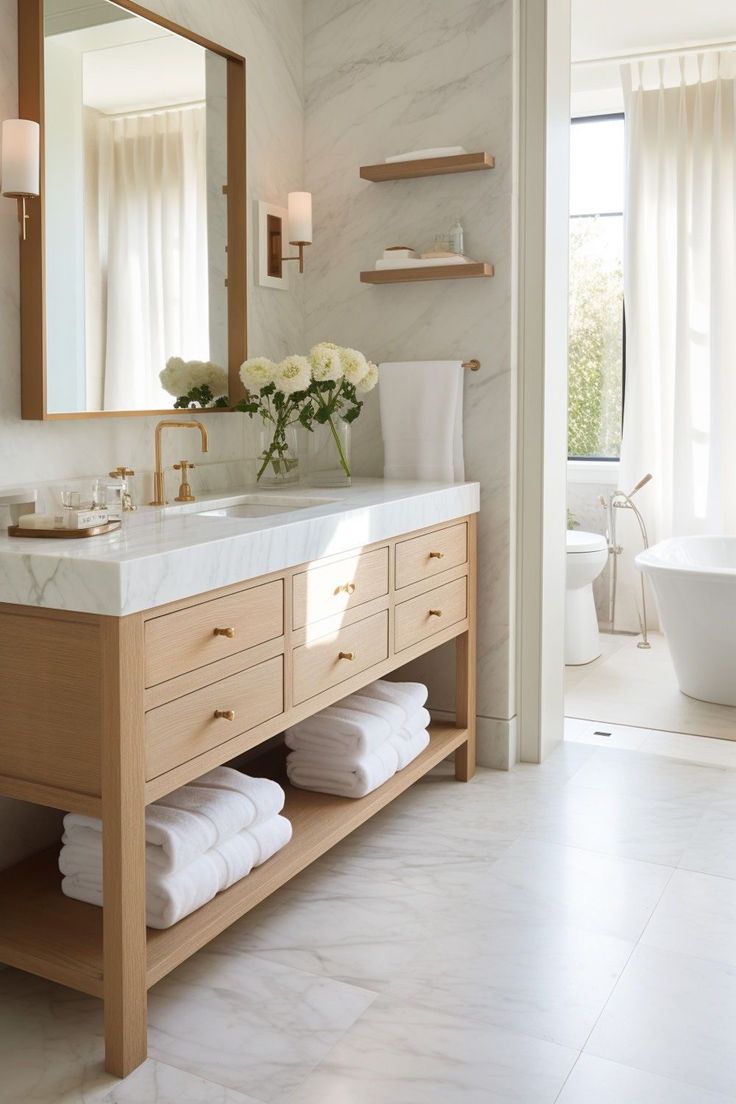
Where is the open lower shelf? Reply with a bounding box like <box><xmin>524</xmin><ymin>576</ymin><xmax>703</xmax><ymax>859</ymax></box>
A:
<box><xmin>0</xmin><ymin>723</ymin><xmax>469</xmax><ymax>997</ymax></box>
<box><xmin>360</xmin><ymin>262</ymin><xmax>493</xmax><ymax>284</ymax></box>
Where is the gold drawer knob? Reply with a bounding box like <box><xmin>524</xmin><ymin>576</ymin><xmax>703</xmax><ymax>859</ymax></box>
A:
<box><xmin>214</xmin><ymin>627</ymin><xmax>236</xmax><ymax>638</ymax></box>
<box><xmin>334</xmin><ymin>582</ymin><xmax>357</xmax><ymax>596</ymax></box>
<box><xmin>429</xmin><ymin>609</ymin><xmax>443</xmax><ymax>618</ymax></box>
<box><xmin>214</xmin><ymin>709</ymin><xmax>235</xmax><ymax>721</ymax></box>
<box><xmin>338</xmin><ymin>650</ymin><xmax>355</xmax><ymax>661</ymax></box>
<box><xmin>429</xmin><ymin>551</ymin><xmax>444</xmax><ymax>560</ymax></box>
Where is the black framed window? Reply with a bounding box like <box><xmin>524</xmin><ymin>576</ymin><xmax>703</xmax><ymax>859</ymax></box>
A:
<box><xmin>568</xmin><ymin>113</ymin><xmax>625</xmax><ymax>461</ymax></box>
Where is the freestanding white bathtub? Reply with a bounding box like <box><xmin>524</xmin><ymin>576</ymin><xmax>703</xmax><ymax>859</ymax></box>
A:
<box><xmin>637</xmin><ymin>537</ymin><xmax>736</xmax><ymax>707</ymax></box>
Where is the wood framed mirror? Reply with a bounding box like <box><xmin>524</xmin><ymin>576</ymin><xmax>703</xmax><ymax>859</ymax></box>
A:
<box><xmin>17</xmin><ymin>0</ymin><xmax>246</xmax><ymax>419</ymax></box>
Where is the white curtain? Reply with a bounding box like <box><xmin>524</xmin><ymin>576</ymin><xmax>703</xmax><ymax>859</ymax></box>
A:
<box><xmin>87</xmin><ymin>105</ymin><xmax>209</xmax><ymax>410</ymax></box>
<box><xmin>616</xmin><ymin>53</ymin><xmax>736</xmax><ymax>630</ymax></box>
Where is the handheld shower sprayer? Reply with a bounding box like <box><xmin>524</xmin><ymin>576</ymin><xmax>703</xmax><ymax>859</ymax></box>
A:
<box><xmin>625</xmin><ymin>473</ymin><xmax>653</xmax><ymax>499</ymax></box>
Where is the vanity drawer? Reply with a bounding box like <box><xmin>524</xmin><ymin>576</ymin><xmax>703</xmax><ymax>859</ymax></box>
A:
<box><xmin>292</xmin><ymin>547</ymin><xmax>389</xmax><ymax>629</ymax></box>
<box><xmin>394</xmin><ymin>576</ymin><xmax>467</xmax><ymax>652</ymax></box>
<box><xmin>292</xmin><ymin>610</ymin><xmax>389</xmax><ymax>705</ymax></box>
<box><xmin>144</xmin><ymin>580</ymin><xmax>283</xmax><ymax>687</ymax></box>
<box><xmin>395</xmin><ymin>522</ymin><xmax>468</xmax><ymax>589</ymax></box>
<box><xmin>145</xmin><ymin>655</ymin><xmax>284</xmax><ymax>779</ymax></box>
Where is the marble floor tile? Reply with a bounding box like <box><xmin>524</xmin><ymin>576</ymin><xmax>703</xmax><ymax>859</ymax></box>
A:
<box><xmin>568</xmin><ymin>747</ymin><xmax>728</xmax><ymax>807</ymax></box>
<box><xmin>564</xmin><ymin>717</ymin><xmax>651</xmax><ymax>750</ymax></box>
<box><xmin>485</xmin><ymin>837</ymin><xmax>672</xmax><ymax>941</ymax></box>
<box><xmin>679</xmin><ymin>798</ymin><xmax>736</xmax><ymax>879</ymax></box>
<box><xmin>641</xmin><ymin>868</ymin><xmax>736</xmax><ymax>968</ymax></box>
<box><xmin>283</xmin><ymin>997</ymin><xmax>577</xmax><ymax>1104</ymax></box>
<box><xmin>213</xmin><ymin>871</ymin><xmax>464</xmax><ymax>988</ymax></box>
<box><xmin>587</xmin><ymin>943</ymin><xmax>736</xmax><ymax>1097</ymax></box>
<box><xmin>565</xmin><ymin>630</ymin><xmax>736</xmax><ymax>740</ymax></box>
<box><xmin>147</xmin><ymin>948</ymin><xmax>375</xmax><ymax>1101</ymax></box>
<box><xmin>385</xmin><ymin>914</ymin><xmax>633</xmax><ymax>1049</ymax></box>
<box><xmin>641</xmin><ymin>729</ymin><xmax>736</xmax><ymax>768</ymax></box>
<box><xmin>102</xmin><ymin>1061</ymin><xmax>261</xmax><ymax>1103</ymax></box>
<box><xmin>522</xmin><ymin>780</ymin><xmax>706</xmax><ymax>867</ymax></box>
<box><xmin>557</xmin><ymin>1054</ymin><xmax>734</xmax><ymax>1104</ymax></box>
<box><xmin>0</xmin><ymin>969</ymin><xmax>114</xmax><ymax>1104</ymax></box>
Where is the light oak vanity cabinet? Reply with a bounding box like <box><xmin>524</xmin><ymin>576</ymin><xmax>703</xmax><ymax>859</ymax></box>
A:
<box><xmin>0</xmin><ymin>516</ymin><xmax>477</xmax><ymax>1077</ymax></box>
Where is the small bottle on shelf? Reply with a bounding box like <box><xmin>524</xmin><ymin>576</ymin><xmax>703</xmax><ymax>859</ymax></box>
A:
<box><xmin>449</xmin><ymin>217</ymin><xmax>464</xmax><ymax>255</ymax></box>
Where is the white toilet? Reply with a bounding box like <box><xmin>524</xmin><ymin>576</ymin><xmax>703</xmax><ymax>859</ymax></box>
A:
<box><xmin>565</xmin><ymin>530</ymin><xmax>608</xmax><ymax>665</ymax></box>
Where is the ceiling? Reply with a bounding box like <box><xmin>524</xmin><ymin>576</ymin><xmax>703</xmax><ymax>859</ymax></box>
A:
<box><xmin>572</xmin><ymin>0</ymin><xmax>736</xmax><ymax>62</ymax></box>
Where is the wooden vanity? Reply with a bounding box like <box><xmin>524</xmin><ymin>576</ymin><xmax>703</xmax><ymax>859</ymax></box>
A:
<box><xmin>0</xmin><ymin>514</ymin><xmax>477</xmax><ymax>1076</ymax></box>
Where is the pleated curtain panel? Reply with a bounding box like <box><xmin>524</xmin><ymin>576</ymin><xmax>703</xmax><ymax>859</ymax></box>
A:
<box><xmin>615</xmin><ymin>53</ymin><xmax>736</xmax><ymax>631</ymax></box>
<box><xmin>84</xmin><ymin>104</ymin><xmax>210</xmax><ymax>411</ymax></box>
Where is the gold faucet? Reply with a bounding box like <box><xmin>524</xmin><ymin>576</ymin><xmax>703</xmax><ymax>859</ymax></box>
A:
<box><xmin>151</xmin><ymin>420</ymin><xmax>209</xmax><ymax>505</ymax></box>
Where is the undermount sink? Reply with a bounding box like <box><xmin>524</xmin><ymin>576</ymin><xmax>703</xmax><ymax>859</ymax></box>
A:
<box><xmin>197</xmin><ymin>494</ymin><xmax>335</xmax><ymax>520</ymax></box>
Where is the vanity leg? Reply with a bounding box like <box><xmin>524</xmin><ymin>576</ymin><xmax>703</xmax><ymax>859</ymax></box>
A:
<box><xmin>101</xmin><ymin>617</ymin><xmax>148</xmax><ymax>1077</ymax></box>
<box><xmin>455</xmin><ymin>514</ymin><xmax>477</xmax><ymax>781</ymax></box>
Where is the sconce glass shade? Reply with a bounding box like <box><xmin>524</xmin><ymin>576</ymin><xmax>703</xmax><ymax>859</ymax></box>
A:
<box><xmin>1</xmin><ymin>119</ymin><xmax>40</xmax><ymax>197</ymax></box>
<box><xmin>287</xmin><ymin>191</ymin><xmax>312</xmax><ymax>244</ymax></box>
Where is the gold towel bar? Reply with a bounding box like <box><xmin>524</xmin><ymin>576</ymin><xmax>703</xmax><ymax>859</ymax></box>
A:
<box><xmin>462</xmin><ymin>359</ymin><xmax>480</xmax><ymax>371</ymax></box>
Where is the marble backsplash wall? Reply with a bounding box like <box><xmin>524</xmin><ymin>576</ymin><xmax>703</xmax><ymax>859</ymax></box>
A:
<box><xmin>303</xmin><ymin>0</ymin><xmax>517</xmax><ymax>763</ymax></box>
<box><xmin>0</xmin><ymin>0</ymin><xmax>305</xmax><ymax>868</ymax></box>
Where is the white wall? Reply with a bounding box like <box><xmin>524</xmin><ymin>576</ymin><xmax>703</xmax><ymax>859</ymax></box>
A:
<box><xmin>303</xmin><ymin>0</ymin><xmax>518</xmax><ymax>768</ymax></box>
<box><xmin>0</xmin><ymin>0</ymin><xmax>305</xmax><ymax>869</ymax></box>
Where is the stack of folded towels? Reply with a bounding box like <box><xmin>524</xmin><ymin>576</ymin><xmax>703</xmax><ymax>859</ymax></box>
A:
<box><xmin>59</xmin><ymin>767</ymin><xmax>292</xmax><ymax>929</ymax></box>
<box><xmin>285</xmin><ymin>679</ymin><xmax>430</xmax><ymax>799</ymax></box>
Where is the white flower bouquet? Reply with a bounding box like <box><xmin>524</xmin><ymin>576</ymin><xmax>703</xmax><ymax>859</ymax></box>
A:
<box><xmin>160</xmin><ymin>357</ymin><xmax>230</xmax><ymax>408</ymax></box>
<box><xmin>237</xmin><ymin>344</ymin><xmax>378</xmax><ymax>482</ymax></box>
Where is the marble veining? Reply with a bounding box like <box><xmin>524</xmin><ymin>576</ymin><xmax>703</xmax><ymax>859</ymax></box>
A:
<box><xmin>303</xmin><ymin>0</ymin><xmax>517</xmax><ymax>737</ymax></box>
<box><xmin>0</xmin><ymin>479</ymin><xmax>479</xmax><ymax>615</ymax></box>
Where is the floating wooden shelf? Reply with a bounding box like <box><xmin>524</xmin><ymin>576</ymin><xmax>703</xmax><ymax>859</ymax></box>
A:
<box><xmin>360</xmin><ymin>151</ymin><xmax>494</xmax><ymax>182</ymax></box>
<box><xmin>361</xmin><ymin>262</ymin><xmax>493</xmax><ymax>285</ymax></box>
<box><xmin>0</xmin><ymin>723</ymin><xmax>467</xmax><ymax>997</ymax></box>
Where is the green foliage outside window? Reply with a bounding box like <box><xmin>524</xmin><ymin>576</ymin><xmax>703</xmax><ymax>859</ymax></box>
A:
<box><xmin>568</xmin><ymin>218</ymin><xmax>624</xmax><ymax>458</ymax></box>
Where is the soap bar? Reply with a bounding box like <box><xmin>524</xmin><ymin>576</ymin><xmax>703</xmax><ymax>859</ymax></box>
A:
<box><xmin>18</xmin><ymin>513</ymin><xmax>65</xmax><ymax>529</ymax></box>
<box><xmin>65</xmin><ymin>509</ymin><xmax>109</xmax><ymax>530</ymax></box>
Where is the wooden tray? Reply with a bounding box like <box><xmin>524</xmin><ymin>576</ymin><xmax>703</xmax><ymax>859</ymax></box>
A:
<box><xmin>8</xmin><ymin>521</ymin><xmax>121</xmax><ymax>539</ymax></box>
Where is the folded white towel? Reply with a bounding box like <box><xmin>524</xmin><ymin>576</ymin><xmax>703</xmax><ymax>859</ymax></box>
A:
<box><xmin>63</xmin><ymin>769</ymin><xmax>285</xmax><ymax>874</ymax></box>
<box><xmin>379</xmin><ymin>361</ymin><xmax>464</xmax><ymax>482</ymax></box>
<box><xmin>285</xmin><ymin>704</ymin><xmax>391</xmax><ymax>757</ymax></box>
<box><xmin>338</xmin><ymin>693</ymin><xmax>406</xmax><ymax>732</ymax></box>
<box><xmin>396</xmin><ymin>706</ymin><xmax>431</xmax><ymax>741</ymax></box>
<box><xmin>389</xmin><ymin>726</ymin><xmax>430</xmax><ymax>770</ymax></box>
<box><xmin>356</xmin><ymin>680</ymin><xmax>429</xmax><ymax>716</ymax></box>
<box><xmin>287</xmin><ymin>740</ymin><xmax>400</xmax><ymax>798</ymax></box>
<box><xmin>60</xmin><ymin>814</ymin><xmax>293</xmax><ymax>928</ymax></box>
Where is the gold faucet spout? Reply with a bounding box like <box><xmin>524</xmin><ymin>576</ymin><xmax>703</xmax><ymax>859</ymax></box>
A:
<box><xmin>151</xmin><ymin>419</ymin><xmax>209</xmax><ymax>506</ymax></box>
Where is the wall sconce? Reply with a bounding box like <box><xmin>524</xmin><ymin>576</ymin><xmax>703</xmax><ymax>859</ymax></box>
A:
<box><xmin>1</xmin><ymin>119</ymin><xmax>40</xmax><ymax>242</ymax></box>
<box><xmin>264</xmin><ymin>191</ymin><xmax>312</xmax><ymax>279</ymax></box>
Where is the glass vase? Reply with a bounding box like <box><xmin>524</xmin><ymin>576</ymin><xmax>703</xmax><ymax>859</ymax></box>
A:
<box><xmin>256</xmin><ymin>425</ymin><xmax>299</xmax><ymax>486</ymax></box>
<box><xmin>299</xmin><ymin>417</ymin><xmax>351</xmax><ymax>487</ymax></box>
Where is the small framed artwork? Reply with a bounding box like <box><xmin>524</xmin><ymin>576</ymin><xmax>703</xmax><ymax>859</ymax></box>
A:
<box><xmin>256</xmin><ymin>200</ymin><xmax>290</xmax><ymax>290</ymax></box>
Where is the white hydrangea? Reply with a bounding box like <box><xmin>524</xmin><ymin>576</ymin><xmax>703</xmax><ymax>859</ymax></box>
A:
<box><xmin>339</xmin><ymin>346</ymin><xmax>370</xmax><ymax>385</ymax></box>
<box><xmin>240</xmin><ymin>357</ymin><xmax>276</xmax><ymax>392</ymax></box>
<box><xmin>160</xmin><ymin>357</ymin><xmax>228</xmax><ymax>400</ymax></box>
<box><xmin>159</xmin><ymin>356</ymin><xmax>190</xmax><ymax>397</ymax></box>
<box><xmin>275</xmin><ymin>355</ymin><xmax>311</xmax><ymax>395</ymax></box>
<box><xmin>356</xmin><ymin>360</ymin><xmax>379</xmax><ymax>394</ymax></box>
<box><xmin>310</xmin><ymin>342</ymin><xmax>344</xmax><ymax>382</ymax></box>
<box><xmin>198</xmin><ymin>361</ymin><xmax>229</xmax><ymax>398</ymax></box>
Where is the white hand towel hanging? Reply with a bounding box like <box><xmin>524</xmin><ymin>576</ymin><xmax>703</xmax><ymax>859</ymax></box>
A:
<box><xmin>379</xmin><ymin>361</ymin><xmax>464</xmax><ymax>482</ymax></box>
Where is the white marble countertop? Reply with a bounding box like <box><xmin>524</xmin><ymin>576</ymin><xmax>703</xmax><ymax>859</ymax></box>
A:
<box><xmin>0</xmin><ymin>479</ymin><xmax>479</xmax><ymax>616</ymax></box>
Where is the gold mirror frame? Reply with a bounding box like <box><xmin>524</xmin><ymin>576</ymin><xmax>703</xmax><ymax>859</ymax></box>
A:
<box><xmin>17</xmin><ymin>0</ymin><xmax>247</xmax><ymax>420</ymax></box>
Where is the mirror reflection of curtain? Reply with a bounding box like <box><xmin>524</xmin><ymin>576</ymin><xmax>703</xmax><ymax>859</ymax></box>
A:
<box><xmin>84</xmin><ymin>104</ymin><xmax>209</xmax><ymax>410</ymax></box>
